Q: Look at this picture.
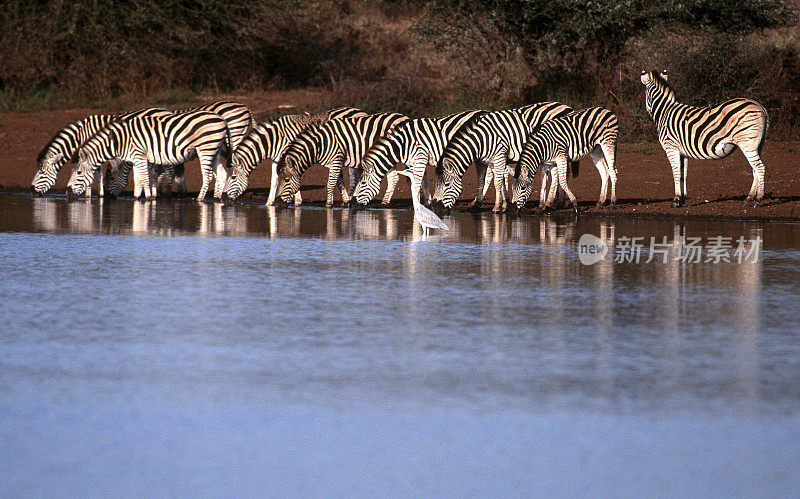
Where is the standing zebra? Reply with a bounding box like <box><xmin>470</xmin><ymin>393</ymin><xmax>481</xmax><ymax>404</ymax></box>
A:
<box><xmin>432</xmin><ymin>102</ymin><xmax>573</xmax><ymax>212</ymax></box>
<box><xmin>276</xmin><ymin>112</ymin><xmax>409</xmax><ymax>207</ymax></box>
<box><xmin>31</xmin><ymin>107</ymin><xmax>170</xmax><ymax>196</ymax></box>
<box><xmin>350</xmin><ymin>109</ymin><xmax>485</xmax><ymax>208</ymax></box>
<box><xmin>222</xmin><ymin>107</ymin><xmax>366</xmax><ymax>205</ymax></box>
<box><xmin>106</xmin><ymin>100</ymin><xmax>253</xmax><ymax>199</ymax></box>
<box><xmin>67</xmin><ymin>111</ymin><xmax>230</xmax><ymax>201</ymax></box>
<box><xmin>640</xmin><ymin>70</ymin><xmax>769</xmax><ymax>206</ymax></box>
<box><xmin>510</xmin><ymin>107</ymin><xmax>619</xmax><ymax>213</ymax></box>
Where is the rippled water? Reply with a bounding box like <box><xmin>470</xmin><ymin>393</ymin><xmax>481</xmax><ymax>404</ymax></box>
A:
<box><xmin>1</xmin><ymin>193</ymin><xmax>799</xmax><ymax>496</ymax></box>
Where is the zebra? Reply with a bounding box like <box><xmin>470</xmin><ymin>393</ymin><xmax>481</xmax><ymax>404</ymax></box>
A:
<box><xmin>276</xmin><ymin>112</ymin><xmax>409</xmax><ymax>207</ymax></box>
<box><xmin>640</xmin><ymin>70</ymin><xmax>769</xmax><ymax>207</ymax></box>
<box><xmin>31</xmin><ymin>107</ymin><xmax>170</xmax><ymax>197</ymax></box>
<box><xmin>432</xmin><ymin>102</ymin><xmax>574</xmax><ymax>212</ymax></box>
<box><xmin>350</xmin><ymin>109</ymin><xmax>485</xmax><ymax>208</ymax></box>
<box><xmin>222</xmin><ymin>107</ymin><xmax>366</xmax><ymax>205</ymax></box>
<box><xmin>510</xmin><ymin>107</ymin><xmax>619</xmax><ymax>213</ymax></box>
<box><xmin>67</xmin><ymin>111</ymin><xmax>230</xmax><ymax>201</ymax></box>
<box><xmin>106</xmin><ymin>100</ymin><xmax>254</xmax><ymax>199</ymax></box>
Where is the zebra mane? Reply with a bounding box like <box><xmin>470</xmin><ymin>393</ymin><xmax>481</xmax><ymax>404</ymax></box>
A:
<box><xmin>435</xmin><ymin>111</ymin><xmax>488</xmax><ymax>175</ymax></box>
<box><xmin>36</xmin><ymin>119</ymin><xmax>82</xmax><ymax>164</ymax></box>
<box><xmin>650</xmin><ymin>71</ymin><xmax>677</xmax><ymax>100</ymax></box>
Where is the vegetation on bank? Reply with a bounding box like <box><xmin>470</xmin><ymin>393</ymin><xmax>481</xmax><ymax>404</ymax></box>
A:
<box><xmin>1</xmin><ymin>0</ymin><xmax>798</xmax><ymax>139</ymax></box>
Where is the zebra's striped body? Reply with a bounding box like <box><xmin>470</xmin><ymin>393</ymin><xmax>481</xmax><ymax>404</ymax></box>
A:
<box><xmin>68</xmin><ymin>111</ymin><xmax>230</xmax><ymax>201</ymax></box>
<box><xmin>277</xmin><ymin>112</ymin><xmax>409</xmax><ymax>207</ymax></box>
<box><xmin>640</xmin><ymin>70</ymin><xmax>769</xmax><ymax>206</ymax></box>
<box><xmin>511</xmin><ymin>107</ymin><xmax>619</xmax><ymax>212</ymax></box>
<box><xmin>433</xmin><ymin>102</ymin><xmax>573</xmax><ymax>212</ymax></box>
<box><xmin>351</xmin><ymin>110</ymin><xmax>485</xmax><ymax>207</ymax></box>
<box><xmin>109</xmin><ymin>100</ymin><xmax>253</xmax><ymax>199</ymax></box>
<box><xmin>223</xmin><ymin>107</ymin><xmax>366</xmax><ymax>205</ymax></box>
<box><xmin>32</xmin><ymin>107</ymin><xmax>170</xmax><ymax>196</ymax></box>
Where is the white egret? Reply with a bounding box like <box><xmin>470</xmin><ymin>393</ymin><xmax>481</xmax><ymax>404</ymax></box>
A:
<box><xmin>395</xmin><ymin>169</ymin><xmax>449</xmax><ymax>235</ymax></box>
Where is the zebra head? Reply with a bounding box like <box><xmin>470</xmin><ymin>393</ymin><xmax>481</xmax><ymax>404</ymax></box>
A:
<box><xmin>435</xmin><ymin>157</ymin><xmax>463</xmax><ymax>210</ymax></box>
<box><xmin>104</xmin><ymin>160</ymin><xmax>132</xmax><ymax>197</ymax></box>
<box><xmin>66</xmin><ymin>150</ymin><xmax>95</xmax><ymax>197</ymax></box>
<box><xmin>640</xmin><ymin>70</ymin><xmax>675</xmax><ymax>117</ymax></box>
<box><xmin>511</xmin><ymin>163</ymin><xmax>534</xmax><ymax>211</ymax></box>
<box><xmin>31</xmin><ymin>152</ymin><xmax>66</xmax><ymax>196</ymax></box>
<box><xmin>222</xmin><ymin>154</ymin><xmax>249</xmax><ymax>203</ymax></box>
<box><xmin>277</xmin><ymin>157</ymin><xmax>301</xmax><ymax>204</ymax></box>
<box><xmin>351</xmin><ymin>153</ymin><xmax>382</xmax><ymax>207</ymax></box>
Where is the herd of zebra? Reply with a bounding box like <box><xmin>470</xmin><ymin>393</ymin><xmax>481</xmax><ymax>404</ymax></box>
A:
<box><xmin>31</xmin><ymin>70</ymin><xmax>771</xmax><ymax>215</ymax></box>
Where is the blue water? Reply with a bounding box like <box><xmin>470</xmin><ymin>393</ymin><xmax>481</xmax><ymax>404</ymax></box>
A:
<box><xmin>1</xmin><ymin>194</ymin><xmax>800</xmax><ymax>496</ymax></box>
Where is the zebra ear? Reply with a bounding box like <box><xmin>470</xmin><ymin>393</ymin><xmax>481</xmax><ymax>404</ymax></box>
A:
<box><xmin>49</xmin><ymin>153</ymin><xmax>64</xmax><ymax>164</ymax></box>
<box><xmin>640</xmin><ymin>71</ymin><xmax>650</xmax><ymax>85</ymax></box>
<box><xmin>78</xmin><ymin>149</ymin><xmax>87</xmax><ymax>163</ymax></box>
<box><xmin>660</xmin><ymin>70</ymin><xmax>668</xmax><ymax>81</ymax></box>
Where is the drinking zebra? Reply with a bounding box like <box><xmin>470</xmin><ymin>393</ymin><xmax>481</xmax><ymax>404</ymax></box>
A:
<box><xmin>510</xmin><ymin>107</ymin><xmax>619</xmax><ymax>213</ymax></box>
<box><xmin>276</xmin><ymin>112</ymin><xmax>409</xmax><ymax>207</ymax></box>
<box><xmin>105</xmin><ymin>100</ymin><xmax>254</xmax><ymax>199</ymax></box>
<box><xmin>640</xmin><ymin>70</ymin><xmax>769</xmax><ymax>207</ymax></box>
<box><xmin>432</xmin><ymin>102</ymin><xmax>573</xmax><ymax>212</ymax></box>
<box><xmin>350</xmin><ymin>109</ymin><xmax>485</xmax><ymax>208</ymax></box>
<box><xmin>67</xmin><ymin>111</ymin><xmax>230</xmax><ymax>201</ymax></box>
<box><xmin>222</xmin><ymin>107</ymin><xmax>367</xmax><ymax>206</ymax></box>
<box><xmin>31</xmin><ymin>107</ymin><xmax>171</xmax><ymax>196</ymax></box>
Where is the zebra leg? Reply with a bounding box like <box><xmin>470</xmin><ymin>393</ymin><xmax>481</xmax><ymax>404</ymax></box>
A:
<box><xmin>197</xmin><ymin>161</ymin><xmax>214</xmax><ymax>202</ymax></box>
<box><xmin>213</xmin><ymin>161</ymin><xmax>228</xmax><ymax>200</ymax></box>
<box><xmin>133</xmin><ymin>159</ymin><xmax>151</xmax><ymax>200</ymax></box>
<box><xmin>382</xmin><ymin>170</ymin><xmax>400</xmax><ymax>206</ymax></box>
<box><xmin>294</xmin><ymin>190</ymin><xmax>303</xmax><ymax>206</ymax></box>
<box><xmin>340</xmin><ymin>167</ymin><xmax>356</xmax><ymax>204</ymax></box>
<box><xmin>664</xmin><ymin>147</ymin><xmax>684</xmax><ymax>207</ymax></box>
<box><xmin>538</xmin><ymin>169</ymin><xmax>550</xmax><ymax>210</ymax></box>
<box><xmin>266</xmin><ymin>161</ymin><xmax>279</xmax><ymax>206</ymax></box>
<box><xmin>491</xmin><ymin>157</ymin><xmax>508</xmax><ymax>213</ymax></box>
<box><xmin>555</xmin><ymin>156</ymin><xmax>578</xmax><ymax>213</ymax></box>
<box><xmin>326</xmin><ymin>163</ymin><xmax>343</xmax><ymax>207</ymax></box>
<box><xmin>680</xmin><ymin>155</ymin><xmax>687</xmax><ymax>204</ymax></box>
<box><xmin>590</xmin><ymin>148</ymin><xmax>609</xmax><ymax>207</ymax></box>
<box><xmin>98</xmin><ymin>167</ymin><xmax>104</xmax><ymax>198</ymax></box>
<box><xmin>602</xmin><ymin>141</ymin><xmax>618</xmax><ymax>207</ymax></box>
<box><xmin>742</xmin><ymin>148</ymin><xmax>766</xmax><ymax>204</ymax></box>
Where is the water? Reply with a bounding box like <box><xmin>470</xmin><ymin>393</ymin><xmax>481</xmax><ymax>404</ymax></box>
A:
<box><xmin>1</xmin><ymin>193</ymin><xmax>799</xmax><ymax>496</ymax></box>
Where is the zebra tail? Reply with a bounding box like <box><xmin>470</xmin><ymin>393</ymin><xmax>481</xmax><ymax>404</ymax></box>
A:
<box><xmin>570</xmin><ymin>161</ymin><xmax>580</xmax><ymax>178</ymax></box>
<box><xmin>758</xmin><ymin>105</ymin><xmax>769</xmax><ymax>156</ymax></box>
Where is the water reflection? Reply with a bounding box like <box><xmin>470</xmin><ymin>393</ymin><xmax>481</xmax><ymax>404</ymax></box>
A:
<box><xmin>2</xmin><ymin>193</ymin><xmax>800</xmax><ymax>417</ymax></box>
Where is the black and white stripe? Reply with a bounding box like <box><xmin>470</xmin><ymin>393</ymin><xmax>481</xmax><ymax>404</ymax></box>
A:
<box><xmin>31</xmin><ymin>107</ymin><xmax>169</xmax><ymax>196</ymax></box>
<box><xmin>351</xmin><ymin>110</ymin><xmax>485</xmax><ymax>207</ymax></box>
<box><xmin>106</xmin><ymin>100</ymin><xmax>253</xmax><ymax>198</ymax></box>
<box><xmin>277</xmin><ymin>112</ymin><xmax>409</xmax><ymax>207</ymax></box>
<box><xmin>640</xmin><ymin>70</ymin><xmax>769</xmax><ymax>206</ymax></box>
<box><xmin>68</xmin><ymin>111</ymin><xmax>230</xmax><ymax>201</ymax></box>
<box><xmin>511</xmin><ymin>107</ymin><xmax>619</xmax><ymax>212</ymax></box>
<box><xmin>432</xmin><ymin>102</ymin><xmax>573</xmax><ymax>212</ymax></box>
<box><xmin>223</xmin><ymin>107</ymin><xmax>366</xmax><ymax>205</ymax></box>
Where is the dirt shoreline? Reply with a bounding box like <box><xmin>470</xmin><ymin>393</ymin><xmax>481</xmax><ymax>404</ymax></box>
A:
<box><xmin>2</xmin><ymin>107</ymin><xmax>799</xmax><ymax>222</ymax></box>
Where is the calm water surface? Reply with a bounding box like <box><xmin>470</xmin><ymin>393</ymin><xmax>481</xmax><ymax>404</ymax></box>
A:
<box><xmin>1</xmin><ymin>193</ymin><xmax>799</xmax><ymax>496</ymax></box>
